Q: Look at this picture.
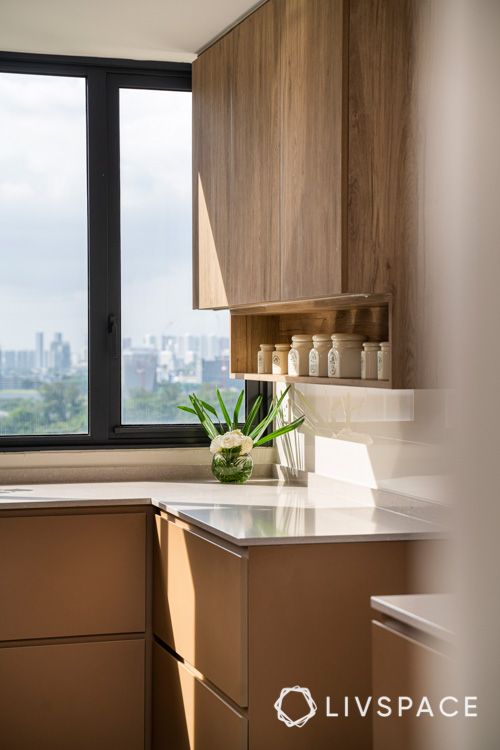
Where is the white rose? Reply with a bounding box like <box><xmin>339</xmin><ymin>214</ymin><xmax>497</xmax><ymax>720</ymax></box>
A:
<box><xmin>240</xmin><ymin>436</ymin><xmax>253</xmax><ymax>455</ymax></box>
<box><xmin>210</xmin><ymin>435</ymin><xmax>223</xmax><ymax>454</ymax></box>
<box><xmin>220</xmin><ymin>430</ymin><xmax>243</xmax><ymax>449</ymax></box>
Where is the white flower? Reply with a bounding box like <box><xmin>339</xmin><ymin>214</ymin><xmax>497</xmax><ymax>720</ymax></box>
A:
<box><xmin>240</xmin><ymin>436</ymin><xmax>253</xmax><ymax>455</ymax></box>
<box><xmin>210</xmin><ymin>429</ymin><xmax>253</xmax><ymax>455</ymax></box>
<box><xmin>210</xmin><ymin>435</ymin><xmax>223</xmax><ymax>454</ymax></box>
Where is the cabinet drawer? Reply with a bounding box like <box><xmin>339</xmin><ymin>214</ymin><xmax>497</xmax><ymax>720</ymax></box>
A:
<box><xmin>0</xmin><ymin>512</ymin><xmax>146</xmax><ymax>641</ymax></box>
<box><xmin>153</xmin><ymin>514</ymin><xmax>248</xmax><ymax>706</ymax></box>
<box><xmin>153</xmin><ymin>642</ymin><xmax>247</xmax><ymax>750</ymax></box>
<box><xmin>0</xmin><ymin>638</ymin><xmax>145</xmax><ymax>750</ymax></box>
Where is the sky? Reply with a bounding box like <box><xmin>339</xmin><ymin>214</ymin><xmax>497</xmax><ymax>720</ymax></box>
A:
<box><xmin>0</xmin><ymin>73</ymin><xmax>229</xmax><ymax>353</ymax></box>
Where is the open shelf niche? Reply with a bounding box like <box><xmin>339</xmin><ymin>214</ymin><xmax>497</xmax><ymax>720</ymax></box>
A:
<box><xmin>230</xmin><ymin>294</ymin><xmax>392</xmax><ymax>388</ymax></box>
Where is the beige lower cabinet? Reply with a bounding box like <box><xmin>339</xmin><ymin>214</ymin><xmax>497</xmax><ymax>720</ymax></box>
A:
<box><xmin>153</xmin><ymin>511</ymin><xmax>441</xmax><ymax>750</ymax></box>
<box><xmin>153</xmin><ymin>514</ymin><xmax>248</xmax><ymax>706</ymax></box>
<box><xmin>0</xmin><ymin>509</ymin><xmax>148</xmax><ymax>750</ymax></box>
<box><xmin>153</xmin><ymin>642</ymin><xmax>247</xmax><ymax>750</ymax></box>
<box><xmin>0</xmin><ymin>511</ymin><xmax>146</xmax><ymax>640</ymax></box>
<box><xmin>372</xmin><ymin>620</ymin><xmax>453</xmax><ymax>750</ymax></box>
<box><xmin>0</xmin><ymin>638</ymin><xmax>145</xmax><ymax>750</ymax></box>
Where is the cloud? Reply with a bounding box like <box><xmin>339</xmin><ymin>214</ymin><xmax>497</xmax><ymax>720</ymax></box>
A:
<box><xmin>0</xmin><ymin>73</ymin><xmax>222</xmax><ymax>353</ymax></box>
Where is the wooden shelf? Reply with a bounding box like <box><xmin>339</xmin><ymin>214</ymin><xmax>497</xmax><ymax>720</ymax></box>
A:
<box><xmin>231</xmin><ymin>373</ymin><xmax>391</xmax><ymax>388</ymax></box>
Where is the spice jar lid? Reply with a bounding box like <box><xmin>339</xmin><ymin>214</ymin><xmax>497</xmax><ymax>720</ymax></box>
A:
<box><xmin>380</xmin><ymin>341</ymin><xmax>391</xmax><ymax>348</ymax></box>
<box><xmin>291</xmin><ymin>334</ymin><xmax>313</xmax><ymax>343</ymax></box>
<box><xmin>312</xmin><ymin>333</ymin><xmax>332</xmax><ymax>342</ymax></box>
<box><xmin>362</xmin><ymin>341</ymin><xmax>381</xmax><ymax>350</ymax></box>
<box><xmin>259</xmin><ymin>344</ymin><xmax>275</xmax><ymax>350</ymax></box>
<box><xmin>330</xmin><ymin>333</ymin><xmax>365</xmax><ymax>341</ymax></box>
<box><xmin>274</xmin><ymin>343</ymin><xmax>290</xmax><ymax>350</ymax></box>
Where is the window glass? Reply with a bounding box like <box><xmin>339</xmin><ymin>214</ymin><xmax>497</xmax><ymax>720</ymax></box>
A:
<box><xmin>0</xmin><ymin>73</ymin><xmax>88</xmax><ymax>436</ymax></box>
<box><xmin>119</xmin><ymin>88</ymin><xmax>243</xmax><ymax>425</ymax></box>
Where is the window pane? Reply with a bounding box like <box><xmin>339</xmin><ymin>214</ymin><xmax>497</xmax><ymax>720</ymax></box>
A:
<box><xmin>0</xmin><ymin>73</ymin><xmax>88</xmax><ymax>436</ymax></box>
<box><xmin>119</xmin><ymin>88</ymin><xmax>243</xmax><ymax>425</ymax></box>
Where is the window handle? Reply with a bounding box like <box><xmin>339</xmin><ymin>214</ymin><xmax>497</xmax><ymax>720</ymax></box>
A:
<box><xmin>107</xmin><ymin>314</ymin><xmax>120</xmax><ymax>359</ymax></box>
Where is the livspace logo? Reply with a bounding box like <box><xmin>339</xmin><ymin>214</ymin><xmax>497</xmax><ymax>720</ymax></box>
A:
<box><xmin>274</xmin><ymin>687</ymin><xmax>478</xmax><ymax>728</ymax></box>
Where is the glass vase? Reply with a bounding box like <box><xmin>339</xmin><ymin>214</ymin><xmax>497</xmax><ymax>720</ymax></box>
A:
<box><xmin>211</xmin><ymin>449</ymin><xmax>254</xmax><ymax>484</ymax></box>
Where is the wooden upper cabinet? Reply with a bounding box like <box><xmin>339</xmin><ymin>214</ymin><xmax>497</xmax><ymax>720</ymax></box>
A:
<box><xmin>192</xmin><ymin>35</ymin><xmax>232</xmax><ymax>309</ymax></box>
<box><xmin>193</xmin><ymin>2</ymin><xmax>280</xmax><ymax>309</ymax></box>
<box><xmin>193</xmin><ymin>0</ymin><xmax>417</xmax><ymax>315</ymax></box>
<box><xmin>229</xmin><ymin>0</ymin><xmax>281</xmax><ymax>306</ymax></box>
<box><xmin>280</xmin><ymin>0</ymin><xmax>346</xmax><ymax>300</ymax></box>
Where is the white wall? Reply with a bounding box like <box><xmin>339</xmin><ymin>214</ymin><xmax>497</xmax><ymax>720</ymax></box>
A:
<box><xmin>276</xmin><ymin>382</ymin><xmax>451</xmax><ymax>505</ymax></box>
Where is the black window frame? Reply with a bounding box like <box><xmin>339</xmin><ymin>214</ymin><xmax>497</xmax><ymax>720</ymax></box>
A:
<box><xmin>0</xmin><ymin>51</ymin><xmax>265</xmax><ymax>450</ymax></box>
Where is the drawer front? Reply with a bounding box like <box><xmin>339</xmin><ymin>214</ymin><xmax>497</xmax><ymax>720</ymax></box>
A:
<box><xmin>0</xmin><ymin>638</ymin><xmax>145</xmax><ymax>750</ymax></box>
<box><xmin>0</xmin><ymin>512</ymin><xmax>146</xmax><ymax>641</ymax></box>
<box><xmin>153</xmin><ymin>642</ymin><xmax>247</xmax><ymax>750</ymax></box>
<box><xmin>153</xmin><ymin>514</ymin><xmax>248</xmax><ymax>706</ymax></box>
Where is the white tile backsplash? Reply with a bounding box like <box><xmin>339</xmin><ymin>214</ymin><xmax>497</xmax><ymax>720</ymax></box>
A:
<box><xmin>276</xmin><ymin>383</ymin><xmax>451</xmax><ymax>504</ymax></box>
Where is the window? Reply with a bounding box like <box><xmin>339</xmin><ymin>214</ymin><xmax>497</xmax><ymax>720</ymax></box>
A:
<box><xmin>118</xmin><ymin>86</ymin><xmax>243</xmax><ymax>426</ymax></box>
<box><xmin>0</xmin><ymin>73</ymin><xmax>88</xmax><ymax>436</ymax></box>
<box><xmin>0</xmin><ymin>54</ymin><xmax>257</xmax><ymax>449</ymax></box>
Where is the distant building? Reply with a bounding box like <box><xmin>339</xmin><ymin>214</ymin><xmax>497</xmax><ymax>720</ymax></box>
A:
<box><xmin>48</xmin><ymin>333</ymin><xmax>71</xmax><ymax>374</ymax></box>
<box><xmin>122</xmin><ymin>348</ymin><xmax>157</xmax><ymax>398</ymax></box>
<box><xmin>35</xmin><ymin>332</ymin><xmax>44</xmax><ymax>370</ymax></box>
<box><xmin>202</xmin><ymin>356</ymin><xmax>231</xmax><ymax>388</ymax></box>
<box><xmin>144</xmin><ymin>333</ymin><xmax>157</xmax><ymax>349</ymax></box>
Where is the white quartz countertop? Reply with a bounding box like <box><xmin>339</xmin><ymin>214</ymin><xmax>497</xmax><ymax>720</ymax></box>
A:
<box><xmin>371</xmin><ymin>594</ymin><xmax>455</xmax><ymax>642</ymax></box>
<box><xmin>0</xmin><ymin>480</ymin><xmax>444</xmax><ymax>546</ymax></box>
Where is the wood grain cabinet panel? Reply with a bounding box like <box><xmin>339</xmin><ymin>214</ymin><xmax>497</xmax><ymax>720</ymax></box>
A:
<box><xmin>0</xmin><ymin>638</ymin><xmax>145</xmax><ymax>750</ymax></box>
<box><xmin>0</xmin><ymin>512</ymin><xmax>146</xmax><ymax>641</ymax></box>
<box><xmin>192</xmin><ymin>34</ymin><xmax>232</xmax><ymax>309</ymax></box>
<box><xmin>280</xmin><ymin>0</ymin><xmax>346</xmax><ymax>300</ymax></box>
<box><xmin>229</xmin><ymin>0</ymin><xmax>281</xmax><ymax>306</ymax></box>
<box><xmin>153</xmin><ymin>642</ymin><xmax>247</xmax><ymax>750</ymax></box>
<box><xmin>153</xmin><ymin>514</ymin><xmax>248</xmax><ymax>706</ymax></box>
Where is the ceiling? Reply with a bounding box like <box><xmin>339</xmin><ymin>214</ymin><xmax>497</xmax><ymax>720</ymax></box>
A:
<box><xmin>0</xmin><ymin>0</ymin><xmax>261</xmax><ymax>63</ymax></box>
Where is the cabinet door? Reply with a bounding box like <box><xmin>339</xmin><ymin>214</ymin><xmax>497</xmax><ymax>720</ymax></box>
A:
<box><xmin>280</xmin><ymin>0</ymin><xmax>346</xmax><ymax>300</ymax></box>
<box><xmin>193</xmin><ymin>35</ymin><xmax>232</xmax><ymax>309</ymax></box>
<box><xmin>153</xmin><ymin>642</ymin><xmax>247</xmax><ymax>750</ymax></box>
<box><xmin>0</xmin><ymin>512</ymin><xmax>146</xmax><ymax>641</ymax></box>
<box><xmin>0</xmin><ymin>639</ymin><xmax>145</xmax><ymax>750</ymax></box>
<box><xmin>229</xmin><ymin>0</ymin><xmax>281</xmax><ymax>306</ymax></box>
<box><xmin>153</xmin><ymin>514</ymin><xmax>248</xmax><ymax>706</ymax></box>
<box><xmin>372</xmin><ymin>620</ymin><xmax>453</xmax><ymax>750</ymax></box>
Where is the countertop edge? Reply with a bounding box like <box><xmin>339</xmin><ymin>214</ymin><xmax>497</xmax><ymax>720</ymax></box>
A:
<box><xmin>371</xmin><ymin>595</ymin><xmax>454</xmax><ymax>643</ymax></box>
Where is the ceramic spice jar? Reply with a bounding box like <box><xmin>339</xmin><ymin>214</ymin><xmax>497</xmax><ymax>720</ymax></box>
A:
<box><xmin>272</xmin><ymin>343</ymin><xmax>290</xmax><ymax>375</ymax></box>
<box><xmin>377</xmin><ymin>341</ymin><xmax>391</xmax><ymax>380</ymax></box>
<box><xmin>288</xmin><ymin>335</ymin><xmax>313</xmax><ymax>376</ymax></box>
<box><xmin>257</xmin><ymin>344</ymin><xmax>274</xmax><ymax>374</ymax></box>
<box><xmin>309</xmin><ymin>334</ymin><xmax>332</xmax><ymax>377</ymax></box>
<box><xmin>327</xmin><ymin>333</ymin><xmax>365</xmax><ymax>378</ymax></box>
<box><xmin>361</xmin><ymin>342</ymin><xmax>380</xmax><ymax>380</ymax></box>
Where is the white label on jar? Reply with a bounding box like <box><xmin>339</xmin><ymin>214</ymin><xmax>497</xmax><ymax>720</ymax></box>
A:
<box><xmin>272</xmin><ymin>353</ymin><xmax>281</xmax><ymax>366</ymax></box>
<box><xmin>288</xmin><ymin>349</ymin><xmax>299</xmax><ymax>376</ymax></box>
<box><xmin>361</xmin><ymin>351</ymin><xmax>366</xmax><ymax>379</ymax></box>
<box><xmin>377</xmin><ymin>351</ymin><xmax>383</xmax><ymax>377</ymax></box>
<box><xmin>309</xmin><ymin>349</ymin><xmax>318</xmax><ymax>376</ymax></box>
<box><xmin>328</xmin><ymin>349</ymin><xmax>337</xmax><ymax>377</ymax></box>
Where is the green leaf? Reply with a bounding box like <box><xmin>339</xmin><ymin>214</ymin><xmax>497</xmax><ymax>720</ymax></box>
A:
<box><xmin>177</xmin><ymin>405</ymin><xmax>196</xmax><ymax>415</ymax></box>
<box><xmin>189</xmin><ymin>394</ymin><xmax>219</xmax><ymax>439</ymax></box>
<box><xmin>216</xmin><ymin>387</ymin><xmax>232</xmax><ymax>429</ymax></box>
<box><xmin>199</xmin><ymin>399</ymin><xmax>218</xmax><ymax>417</ymax></box>
<box><xmin>250</xmin><ymin>385</ymin><xmax>291</xmax><ymax>442</ymax></box>
<box><xmin>232</xmin><ymin>389</ymin><xmax>245</xmax><ymax>428</ymax></box>
<box><xmin>254</xmin><ymin>416</ymin><xmax>305</xmax><ymax>446</ymax></box>
<box><xmin>242</xmin><ymin>394</ymin><xmax>263</xmax><ymax>435</ymax></box>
